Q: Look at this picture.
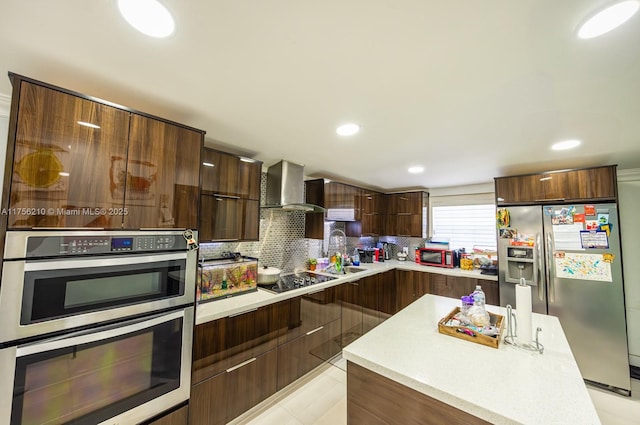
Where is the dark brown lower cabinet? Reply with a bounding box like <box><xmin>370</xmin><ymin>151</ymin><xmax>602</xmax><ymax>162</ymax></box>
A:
<box><xmin>360</xmin><ymin>274</ymin><xmax>382</xmax><ymax>334</ymax></box>
<box><xmin>189</xmin><ymin>350</ymin><xmax>278</xmax><ymax>425</ymax></box>
<box><xmin>276</xmin><ymin>319</ymin><xmax>342</xmax><ymax>390</ymax></box>
<box><xmin>377</xmin><ymin>270</ymin><xmax>397</xmax><ymax>318</ymax></box>
<box><xmin>347</xmin><ymin>361</ymin><xmax>490</xmax><ymax>425</ymax></box>
<box><xmin>191</xmin><ymin>302</ymin><xmax>282</xmax><ymax>384</ymax></box>
<box><xmin>395</xmin><ymin>270</ymin><xmax>415</xmax><ymax>312</ymax></box>
<box><xmin>144</xmin><ymin>405</ymin><xmax>188</xmax><ymax>425</ymax></box>
<box><xmin>428</xmin><ymin>273</ymin><xmax>499</xmax><ymax>305</ymax></box>
<box><xmin>339</xmin><ymin>281</ymin><xmax>363</xmax><ymax>346</ymax></box>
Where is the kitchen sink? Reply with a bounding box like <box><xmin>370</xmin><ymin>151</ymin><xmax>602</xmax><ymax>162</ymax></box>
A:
<box><xmin>343</xmin><ymin>266</ymin><xmax>367</xmax><ymax>274</ymax></box>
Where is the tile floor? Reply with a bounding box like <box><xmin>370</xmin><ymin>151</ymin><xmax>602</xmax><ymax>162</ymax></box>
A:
<box><xmin>228</xmin><ymin>355</ymin><xmax>640</xmax><ymax>425</ymax></box>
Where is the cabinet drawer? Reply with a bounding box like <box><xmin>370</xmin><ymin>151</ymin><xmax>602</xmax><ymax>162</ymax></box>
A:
<box><xmin>192</xmin><ymin>303</ymin><xmax>282</xmax><ymax>383</ymax></box>
<box><xmin>278</xmin><ymin>287</ymin><xmax>341</xmax><ymax>344</ymax></box>
<box><xmin>190</xmin><ymin>349</ymin><xmax>277</xmax><ymax>425</ymax></box>
<box><xmin>276</xmin><ymin>319</ymin><xmax>342</xmax><ymax>390</ymax></box>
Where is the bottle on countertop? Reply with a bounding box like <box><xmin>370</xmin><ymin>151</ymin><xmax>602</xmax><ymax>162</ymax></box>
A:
<box><xmin>472</xmin><ymin>285</ymin><xmax>486</xmax><ymax>307</ymax></box>
<box><xmin>352</xmin><ymin>248</ymin><xmax>360</xmax><ymax>266</ymax></box>
<box><xmin>468</xmin><ymin>285</ymin><xmax>490</xmax><ymax>327</ymax></box>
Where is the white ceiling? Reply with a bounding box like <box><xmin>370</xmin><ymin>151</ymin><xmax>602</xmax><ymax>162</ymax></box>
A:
<box><xmin>1</xmin><ymin>0</ymin><xmax>639</xmax><ymax>192</ymax></box>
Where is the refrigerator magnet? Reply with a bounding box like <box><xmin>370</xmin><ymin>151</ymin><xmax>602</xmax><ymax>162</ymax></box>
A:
<box><xmin>584</xmin><ymin>205</ymin><xmax>596</xmax><ymax>216</ymax></box>
<box><xmin>599</xmin><ymin>223</ymin><xmax>611</xmax><ymax>237</ymax></box>
<box><xmin>603</xmin><ymin>253</ymin><xmax>615</xmax><ymax>263</ymax></box>
<box><xmin>580</xmin><ymin>230</ymin><xmax>609</xmax><ymax>249</ymax></box>
<box><xmin>573</xmin><ymin>213</ymin><xmax>585</xmax><ymax>223</ymax></box>
<box><xmin>597</xmin><ymin>213</ymin><xmax>609</xmax><ymax>225</ymax></box>
<box><xmin>585</xmin><ymin>220</ymin><xmax>599</xmax><ymax>231</ymax></box>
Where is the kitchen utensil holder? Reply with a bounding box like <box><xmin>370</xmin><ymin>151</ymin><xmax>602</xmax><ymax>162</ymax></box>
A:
<box><xmin>504</xmin><ymin>305</ymin><xmax>544</xmax><ymax>354</ymax></box>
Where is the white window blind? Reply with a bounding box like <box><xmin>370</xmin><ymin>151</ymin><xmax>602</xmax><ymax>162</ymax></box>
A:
<box><xmin>430</xmin><ymin>193</ymin><xmax>496</xmax><ymax>251</ymax></box>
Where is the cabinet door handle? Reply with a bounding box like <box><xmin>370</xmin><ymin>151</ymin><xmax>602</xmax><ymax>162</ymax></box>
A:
<box><xmin>228</xmin><ymin>308</ymin><xmax>258</xmax><ymax>318</ymax></box>
<box><xmin>214</xmin><ymin>193</ymin><xmax>241</xmax><ymax>199</ymax></box>
<box><xmin>397</xmin><ymin>213</ymin><xmax>412</xmax><ymax>216</ymax></box>
<box><xmin>226</xmin><ymin>357</ymin><xmax>257</xmax><ymax>373</ymax></box>
<box><xmin>534</xmin><ymin>198</ymin><xmax>565</xmax><ymax>202</ymax></box>
<box><xmin>306</xmin><ymin>326</ymin><xmax>324</xmax><ymax>336</ymax></box>
<box><xmin>214</xmin><ymin>238</ymin><xmax>240</xmax><ymax>242</ymax></box>
<box><xmin>349</xmin><ymin>281</ymin><xmax>360</xmax><ymax>286</ymax></box>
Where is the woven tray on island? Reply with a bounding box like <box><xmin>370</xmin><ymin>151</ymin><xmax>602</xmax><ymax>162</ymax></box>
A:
<box><xmin>437</xmin><ymin>307</ymin><xmax>505</xmax><ymax>349</ymax></box>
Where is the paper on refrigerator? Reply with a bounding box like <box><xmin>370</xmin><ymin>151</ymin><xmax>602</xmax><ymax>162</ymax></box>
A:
<box><xmin>552</xmin><ymin>224</ymin><xmax>584</xmax><ymax>250</ymax></box>
<box><xmin>555</xmin><ymin>252</ymin><xmax>612</xmax><ymax>282</ymax></box>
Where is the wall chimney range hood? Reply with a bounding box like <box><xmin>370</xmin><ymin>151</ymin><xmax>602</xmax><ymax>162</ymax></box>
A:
<box><xmin>263</xmin><ymin>160</ymin><xmax>325</xmax><ymax>213</ymax></box>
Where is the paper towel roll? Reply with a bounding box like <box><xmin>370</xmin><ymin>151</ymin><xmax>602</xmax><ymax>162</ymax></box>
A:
<box><xmin>516</xmin><ymin>283</ymin><xmax>533</xmax><ymax>345</ymax></box>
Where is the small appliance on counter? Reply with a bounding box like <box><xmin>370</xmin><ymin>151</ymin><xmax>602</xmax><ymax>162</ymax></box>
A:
<box><xmin>198</xmin><ymin>254</ymin><xmax>258</xmax><ymax>302</ymax></box>
<box><xmin>415</xmin><ymin>247</ymin><xmax>454</xmax><ymax>268</ymax></box>
<box><xmin>358</xmin><ymin>248</ymin><xmax>375</xmax><ymax>263</ymax></box>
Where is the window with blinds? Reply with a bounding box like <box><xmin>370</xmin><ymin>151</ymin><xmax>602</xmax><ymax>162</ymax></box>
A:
<box><xmin>430</xmin><ymin>193</ymin><xmax>496</xmax><ymax>251</ymax></box>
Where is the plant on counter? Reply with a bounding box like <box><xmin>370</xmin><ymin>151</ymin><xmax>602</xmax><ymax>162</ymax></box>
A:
<box><xmin>306</xmin><ymin>258</ymin><xmax>317</xmax><ymax>271</ymax></box>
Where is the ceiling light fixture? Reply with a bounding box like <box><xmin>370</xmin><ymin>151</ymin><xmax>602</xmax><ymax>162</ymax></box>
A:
<box><xmin>77</xmin><ymin>121</ymin><xmax>100</xmax><ymax>129</ymax></box>
<box><xmin>117</xmin><ymin>0</ymin><xmax>175</xmax><ymax>38</ymax></box>
<box><xmin>336</xmin><ymin>123</ymin><xmax>360</xmax><ymax>136</ymax></box>
<box><xmin>408</xmin><ymin>166</ymin><xmax>424</xmax><ymax>174</ymax></box>
<box><xmin>578</xmin><ymin>1</ymin><xmax>639</xmax><ymax>39</ymax></box>
<box><xmin>551</xmin><ymin>139</ymin><xmax>582</xmax><ymax>151</ymax></box>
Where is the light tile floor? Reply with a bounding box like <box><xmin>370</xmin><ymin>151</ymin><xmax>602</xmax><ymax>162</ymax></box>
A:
<box><xmin>228</xmin><ymin>355</ymin><xmax>640</xmax><ymax>425</ymax></box>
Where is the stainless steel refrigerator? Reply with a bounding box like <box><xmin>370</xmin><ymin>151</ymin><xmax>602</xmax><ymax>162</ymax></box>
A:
<box><xmin>497</xmin><ymin>203</ymin><xmax>631</xmax><ymax>395</ymax></box>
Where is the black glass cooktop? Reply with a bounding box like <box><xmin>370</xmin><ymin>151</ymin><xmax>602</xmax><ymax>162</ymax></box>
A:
<box><xmin>262</xmin><ymin>272</ymin><xmax>337</xmax><ymax>293</ymax></box>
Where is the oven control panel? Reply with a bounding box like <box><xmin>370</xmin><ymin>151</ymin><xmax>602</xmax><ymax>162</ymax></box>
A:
<box><xmin>25</xmin><ymin>233</ymin><xmax>189</xmax><ymax>258</ymax></box>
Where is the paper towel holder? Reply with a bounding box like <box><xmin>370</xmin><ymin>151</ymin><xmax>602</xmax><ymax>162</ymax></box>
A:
<box><xmin>504</xmin><ymin>304</ymin><xmax>544</xmax><ymax>354</ymax></box>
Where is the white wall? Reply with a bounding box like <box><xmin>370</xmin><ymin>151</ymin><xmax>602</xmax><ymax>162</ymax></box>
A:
<box><xmin>618</xmin><ymin>169</ymin><xmax>640</xmax><ymax>367</ymax></box>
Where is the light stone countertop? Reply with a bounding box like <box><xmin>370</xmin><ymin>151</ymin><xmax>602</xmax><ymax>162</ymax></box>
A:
<box><xmin>195</xmin><ymin>260</ymin><xmax>496</xmax><ymax>325</ymax></box>
<box><xmin>342</xmin><ymin>294</ymin><xmax>601</xmax><ymax>425</ymax></box>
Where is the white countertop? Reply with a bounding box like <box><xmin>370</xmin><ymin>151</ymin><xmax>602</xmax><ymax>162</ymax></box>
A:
<box><xmin>342</xmin><ymin>294</ymin><xmax>601</xmax><ymax>425</ymax></box>
<box><xmin>195</xmin><ymin>260</ymin><xmax>496</xmax><ymax>325</ymax></box>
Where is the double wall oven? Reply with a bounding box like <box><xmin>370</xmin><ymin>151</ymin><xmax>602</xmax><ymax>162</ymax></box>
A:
<box><xmin>0</xmin><ymin>230</ymin><xmax>197</xmax><ymax>425</ymax></box>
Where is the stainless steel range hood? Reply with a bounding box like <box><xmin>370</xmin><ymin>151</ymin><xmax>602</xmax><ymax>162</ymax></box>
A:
<box><xmin>263</xmin><ymin>160</ymin><xmax>325</xmax><ymax>212</ymax></box>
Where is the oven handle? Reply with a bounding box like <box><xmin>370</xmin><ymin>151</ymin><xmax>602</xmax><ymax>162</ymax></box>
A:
<box><xmin>15</xmin><ymin>308</ymin><xmax>187</xmax><ymax>357</ymax></box>
<box><xmin>23</xmin><ymin>252</ymin><xmax>188</xmax><ymax>271</ymax></box>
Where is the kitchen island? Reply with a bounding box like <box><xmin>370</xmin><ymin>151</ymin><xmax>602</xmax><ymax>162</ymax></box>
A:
<box><xmin>342</xmin><ymin>294</ymin><xmax>601</xmax><ymax>425</ymax></box>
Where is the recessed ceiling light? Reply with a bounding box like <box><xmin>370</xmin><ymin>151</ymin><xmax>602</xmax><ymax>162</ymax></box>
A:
<box><xmin>578</xmin><ymin>1</ymin><xmax>639</xmax><ymax>39</ymax></box>
<box><xmin>77</xmin><ymin>121</ymin><xmax>100</xmax><ymax>129</ymax></box>
<box><xmin>202</xmin><ymin>162</ymin><xmax>214</xmax><ymax>167</ymax></box>
<box><xmin>117</xmin><ymin>0</ymin><xmax>175</xmax><ymax>38</ymax></box>
<box><xmin>551</xmin><ymin>139</ymin><xmax>582</xmax><ymax>151</ymax></box>
<box><xmin>408</xmin><ymin>166</ymin><xmax>424</xmax><ymax>174</ymax></box>
<box><xmin>336</xmin><ymin>123</ymin><xmax>360</xmax><ymax>136</ymax></box>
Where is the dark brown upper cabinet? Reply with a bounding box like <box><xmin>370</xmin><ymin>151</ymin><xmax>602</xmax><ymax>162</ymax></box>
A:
<box><xmin>198</xmin><ymin>148</ymin><xmax>262</xmax><ymax>242</ymax></box>
<box><xmin>384</xmin><ymin>192</ymin><xmax>428</xmax><ymax>237</ymax></box>
<box><xmin>3</xmin><ymin>74</ymin><xmax>205</xmax><ymax>230</ymax></box>
<box><xmin>304</xmin><ymin>179</ymin><xmax>364</xmax><ymax>239</ymax></box>
<box><xmin>5</xmin><ymin>79</ymin><xmax>131</xmax><ymax>228</ymax></box>
<box><xmin>123</xmin><ymin>114</ymin><xmax>202</xmax><ymax>230</ymax></box>
<box><xmin>494</xmin><ymin>165</ymin><xmax>617</xmax><ymax>206</ymax></box>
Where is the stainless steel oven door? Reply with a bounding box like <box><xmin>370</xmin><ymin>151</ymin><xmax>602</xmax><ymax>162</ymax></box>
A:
<box><xmin>0</xmin><ymin>306</ymin><xmax>193</xmax><ymax>425</ymax></box>
<box><xmin>0</xmin><ymin>251</ymin><xmax>196</xmax><ymax>344</ymax></box>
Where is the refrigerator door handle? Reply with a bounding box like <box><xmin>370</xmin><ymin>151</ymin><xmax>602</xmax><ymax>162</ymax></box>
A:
<box><xmin>535</xmin><ymin>233</ymin><xmax>543</xmax><ymax>301</ymax></box>
<box><xmin>546</xmin><ymin>232</ymin><xmax>555</xmax><ymax>303</ymax></box>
